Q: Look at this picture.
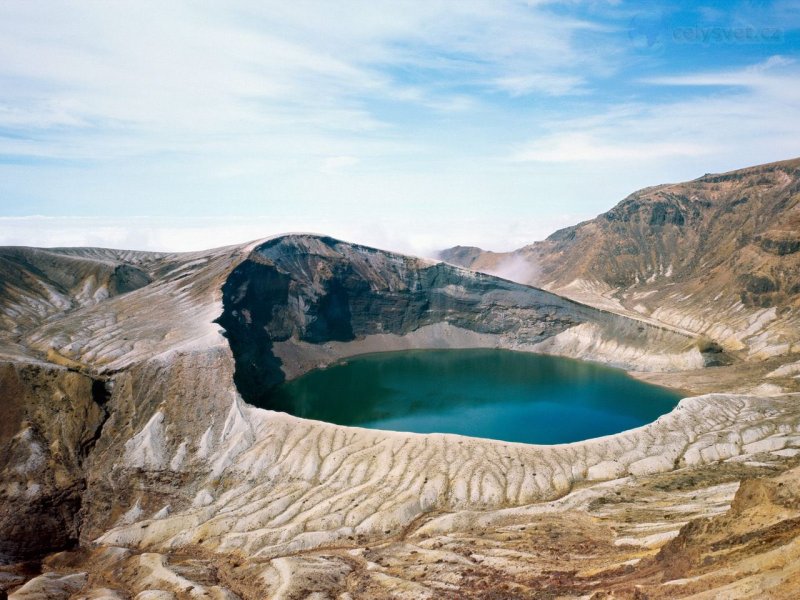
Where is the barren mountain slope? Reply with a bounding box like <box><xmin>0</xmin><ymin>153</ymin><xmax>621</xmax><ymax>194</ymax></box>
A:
<box><xmin>441</xmin><ymin>157</ymin><xmax>800</xmax><ymax>360</ymax></box>
<box><xmin>0</xmin><ymin>247</ymin><xmax>166</xmax><ymax>362</ymax></box>
<box><xmin>1</xmin><ymin>235</ymin><xmax>800</xmax><ymax>598</ymax></box>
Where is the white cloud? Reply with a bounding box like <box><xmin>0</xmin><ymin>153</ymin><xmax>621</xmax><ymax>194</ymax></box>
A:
<box><xmin>0</xmin><ymin>1</ymin><xmax>598</xmax><ymax>161</ymax></box>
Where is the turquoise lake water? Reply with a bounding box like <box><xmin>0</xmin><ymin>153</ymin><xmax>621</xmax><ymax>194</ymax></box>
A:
<box><xmin>268</xmin><ymin>349</ymin><xmax>682</xmax><ymax>444</ymax></box>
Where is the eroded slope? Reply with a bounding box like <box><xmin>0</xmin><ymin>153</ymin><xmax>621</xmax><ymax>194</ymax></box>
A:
<box><xmin>0</xmin><ymin>234</ymin><xmax>798</xmax><ymax>599</ymax></box>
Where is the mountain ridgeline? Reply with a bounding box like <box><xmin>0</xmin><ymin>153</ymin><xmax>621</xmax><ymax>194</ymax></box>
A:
<box><xmin>440</xmin><ymin>157</ymin><xmax>800</xmax><ymax>358</ymax></box>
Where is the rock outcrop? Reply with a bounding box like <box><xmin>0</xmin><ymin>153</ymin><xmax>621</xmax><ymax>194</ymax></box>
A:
<box><xmin>0</xmin><ymin>362</ymin><xmax>106</xmax><ymax>562</ymax></box>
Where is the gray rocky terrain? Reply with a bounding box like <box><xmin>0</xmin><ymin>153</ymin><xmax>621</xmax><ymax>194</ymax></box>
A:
<box><xmin>1</xmin><ymin>187</ymin><xmax>799</xmax><ymax>598</ymax></box>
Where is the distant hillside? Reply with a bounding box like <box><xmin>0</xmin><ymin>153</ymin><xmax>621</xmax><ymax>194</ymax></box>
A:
<box><xmin>440</xmin><ymin>157</ymin><xmax>800</xmax><ymax>358</ymax></box>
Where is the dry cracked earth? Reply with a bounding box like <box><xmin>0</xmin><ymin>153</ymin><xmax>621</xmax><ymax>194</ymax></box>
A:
<box><xmin>2</xmin><ymin>158</ymin><xmax>800</xmax><ymax>599</ymax></box>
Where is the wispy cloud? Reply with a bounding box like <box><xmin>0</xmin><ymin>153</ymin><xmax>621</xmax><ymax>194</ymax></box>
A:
<box><xmin>643</xmin><ymin>55</ymin><xmax>797</xmax><ymax>89</ymax></box>
<box><xmin>0</xmin><ymin>1</ymin><xmax>597</xmax><ymax>160</ymax></box>
<box><xmin>511</xmin><ymin>55</ymin><xmax>800</xmax><ymax>166</ymax></box>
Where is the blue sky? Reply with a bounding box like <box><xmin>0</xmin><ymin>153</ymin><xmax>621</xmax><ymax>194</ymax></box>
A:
<box><xmin>0</xmin><ymin>0</ymin><xmax>798</xmax><ymax>254</ymax></box>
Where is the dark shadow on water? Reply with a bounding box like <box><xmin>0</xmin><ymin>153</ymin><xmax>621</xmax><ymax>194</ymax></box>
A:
<box><xmin>266</xmin><ymin>349</ymin><xmax>682</xmax><ymax>445</ymax></box>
